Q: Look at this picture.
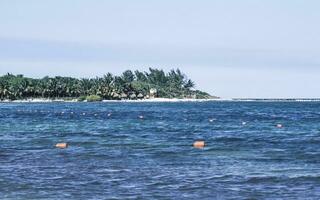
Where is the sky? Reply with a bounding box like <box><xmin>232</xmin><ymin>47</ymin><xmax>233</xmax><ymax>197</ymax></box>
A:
<box><xmin>0</xmin><ymin>0</ymin><xmax>319</xmax><ymax>98</ymax></box>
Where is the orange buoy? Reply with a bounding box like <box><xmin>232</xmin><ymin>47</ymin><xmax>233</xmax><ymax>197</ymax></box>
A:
<box><xmin>55</xmin><ymin>143</ymin><xmax>68</xmax><ymax>149</ymax></box>
<box><xmin>193</xmin><ymin>140</ymin><xmax>205</xmax><ymax>149</ymax></box>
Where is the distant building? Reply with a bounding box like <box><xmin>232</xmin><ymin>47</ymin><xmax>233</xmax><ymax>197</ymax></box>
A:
<box><xmin>129</xmin><ymin>93</ymin><xmax>136</xmax><ymax>99</ymax></box>
<box><xmin>120</xmin><ymin>93</ymin><xmax>128</xmax><ymax>99</ymax></box>
<box><xmin>137</xmin><ymin>93</ymin><xmax>144</xmax><ymax>99</ymax></box>
<box><xmin>149</xmin><ymin>88</ymin><xmax>157</xmax><ymax>98</ymax></box>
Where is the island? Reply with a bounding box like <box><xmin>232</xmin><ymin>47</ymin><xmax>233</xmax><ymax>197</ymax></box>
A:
<box><xmin>0</xmin><ymin>68</ymin><xmax>217</xmax><ymax>101</ymax></box>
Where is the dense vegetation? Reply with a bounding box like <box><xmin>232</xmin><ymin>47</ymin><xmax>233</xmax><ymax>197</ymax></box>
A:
<box><xmin>0</xmin><ymin>68</ymin><xmax>213</xmax><ymax>101</ymax></box>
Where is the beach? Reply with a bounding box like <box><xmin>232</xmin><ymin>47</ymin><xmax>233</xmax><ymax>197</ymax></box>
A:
<box><xmin>1</xmin><ymin>98</ymin><xmax>222</xmax><ymax>103</ymax></box>
<box><xmin>3</xmin><ymin>97</ymin><xmax>320</xmax><ymax>103</ymax></box>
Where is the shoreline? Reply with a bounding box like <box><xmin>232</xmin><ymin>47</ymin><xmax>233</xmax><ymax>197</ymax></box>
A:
<box><xmin>1</xmin><ymin>98</ymin><xmax>320</xmax><ymax>103</ymax></box>
<box><xmin>0</xmin><ymin>98</ymin><xmax>221</xmax><ymax>103</ymax></box>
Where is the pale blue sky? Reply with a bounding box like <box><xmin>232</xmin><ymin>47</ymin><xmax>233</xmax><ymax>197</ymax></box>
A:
<box><xmin>0</xmin><ymin>0</ymin><xmax>319</xmax><ymax>98</ymax></box>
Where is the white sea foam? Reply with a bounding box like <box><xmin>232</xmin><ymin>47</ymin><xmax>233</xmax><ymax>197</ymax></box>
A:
<box><xmin>102</xmin><ymin>98</ymin><xmax>221</xmax><ymax>103</ymax></box>
<box><xmin>7</xmin><ymin>97</ymin><xmax>320</xmax><ymax>103</ymax></box>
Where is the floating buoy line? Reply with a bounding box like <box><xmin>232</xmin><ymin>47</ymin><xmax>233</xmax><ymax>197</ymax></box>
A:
<box><xmin>12</xmin><ymin>110</ymin><xmax>285</xmax><ymax>149</ymax></box>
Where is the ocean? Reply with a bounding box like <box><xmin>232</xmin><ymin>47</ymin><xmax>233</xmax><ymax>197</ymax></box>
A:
<box><xmin>0</xmin><ymin>102</ymin><xmax>319</xmax><ymax>199</ymax></box>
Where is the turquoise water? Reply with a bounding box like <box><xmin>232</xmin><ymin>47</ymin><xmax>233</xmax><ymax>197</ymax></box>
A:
<box><xmin>0</xmin><ymin>102</ymin><xmax>319</xmax><ymax>199</ymax></box>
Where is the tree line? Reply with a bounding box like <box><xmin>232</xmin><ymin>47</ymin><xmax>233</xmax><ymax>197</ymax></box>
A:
<box><xmin>0</xmin><ymin>68</ymin><xmax>212</xmax><ymax>101</ymax></box>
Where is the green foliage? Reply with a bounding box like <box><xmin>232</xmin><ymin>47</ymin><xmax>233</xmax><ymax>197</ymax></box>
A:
<box><xmin>0</xmin><ymin>69</ymin><xmax>213</xmax><ymax>100</ymax></box>
<box><xmin>77</xmin><ymin>96</ymin><xmax>87</xmax><ymax>102</ymax></box>
<box><xmin>193</xmin><ymin>90</ymin><xmax>212</xmax><ymax>99</ymax></box>
<box><xmin>86</xmin><ymin>95</ymin><xmax>102</xmax><ymax>102</ymax></box>
<box><xmin>122</xmin><ymin>70</ymin><xmax>135</xmax><ymax>83</ymax></box>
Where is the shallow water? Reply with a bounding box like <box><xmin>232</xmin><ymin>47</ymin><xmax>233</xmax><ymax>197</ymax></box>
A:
<box><xmin>0</xmin><ymin>102</ymin><xmax>319</xmax><ymax>199</ymax></box>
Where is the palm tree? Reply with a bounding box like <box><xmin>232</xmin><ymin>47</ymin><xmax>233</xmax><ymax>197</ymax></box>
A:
<box><xmin>0</xmin><ymin>68</ymin><xmax>211</xmax><ymax>100</ymax></box>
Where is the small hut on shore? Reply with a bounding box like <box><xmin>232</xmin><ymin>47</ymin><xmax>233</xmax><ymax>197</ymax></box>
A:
<box><xmin>137</xmin><ymin>93</ymin><xmax>144</xmax><ymax>99</ymax></box>
<box><xmin>120</xmin><ymin>93</ymin><xmax>128</xmax><ymax>99</ymax></box>
<box><xmin>129</xmin><ymin>93</ymin><xmax>137</xmax><ymax>99</ymax></box>
<box><xmin>149</xmin><ymin>88</ymin><xmax>157</xmax><ymax>99</ymax></box>
<box><xmin>111</xmin><ymin>92</ymin><xmax>120</xmax><ymax>99</ymax></box>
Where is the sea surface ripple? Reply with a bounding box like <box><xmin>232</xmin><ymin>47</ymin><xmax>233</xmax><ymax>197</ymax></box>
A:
<box><xmin>0</xmin><ymin>102</ymin><xmax>320</xmax><ymax>199</ymax></box>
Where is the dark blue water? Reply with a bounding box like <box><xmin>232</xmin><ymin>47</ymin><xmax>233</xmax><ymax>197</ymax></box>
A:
<box><xmin>0</xmin><ymin>102</ymin><xmax>319</xmax><ymax>199</ymax></box>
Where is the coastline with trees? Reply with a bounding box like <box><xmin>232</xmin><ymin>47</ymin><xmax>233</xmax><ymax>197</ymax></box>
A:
<box><xmin>0</xmin><ymin>68</ymin><xmax>216</xmax><ymax>102</ymax></box>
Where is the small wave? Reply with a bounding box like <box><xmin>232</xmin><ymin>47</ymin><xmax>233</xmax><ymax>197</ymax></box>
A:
<box><xmin>213</xmin><ymin>137</ymin><xmax>246</xmax><ymax>142</ymax></box>
<box><xmin>245</xmin><ymin>175</ymin><xmax>320</xmax><ymax>184</ymax></box>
